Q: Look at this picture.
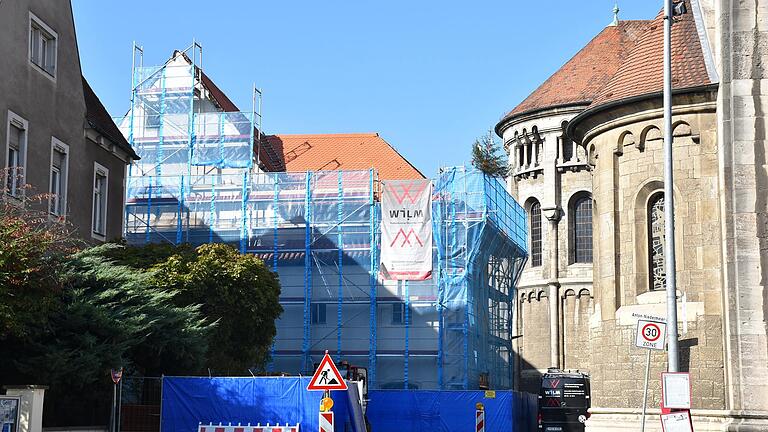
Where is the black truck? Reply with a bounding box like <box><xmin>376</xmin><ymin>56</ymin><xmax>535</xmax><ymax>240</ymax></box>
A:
<box><xmin>538</xmin><ymin>369</ymin><xmax>591</xmax><ymax>432</ymax></box>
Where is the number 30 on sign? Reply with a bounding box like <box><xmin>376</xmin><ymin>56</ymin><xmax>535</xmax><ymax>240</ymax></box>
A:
<box><xmin>635</xmin><ymin>319</ymin><xmax>667</xmax><ymax>350</ymax></box>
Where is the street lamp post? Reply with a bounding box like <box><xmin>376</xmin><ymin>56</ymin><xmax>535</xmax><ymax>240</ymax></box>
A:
<box><xmin>663</xmin><ymin>0</ymin><xmax>680</xmax><ymax>373</ymax></box>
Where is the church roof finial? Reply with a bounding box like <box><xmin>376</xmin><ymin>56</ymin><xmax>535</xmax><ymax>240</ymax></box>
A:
<box><xmin>611</xmin><ymin>2</ymin><xmax>620</xmax><ymax>26</ymax></box>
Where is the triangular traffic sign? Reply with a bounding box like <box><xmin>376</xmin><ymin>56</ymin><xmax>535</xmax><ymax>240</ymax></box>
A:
<box><xmin>307</xmin><ymin>352</ymin><xmax>348</xmax><ymax>391</ymax></box>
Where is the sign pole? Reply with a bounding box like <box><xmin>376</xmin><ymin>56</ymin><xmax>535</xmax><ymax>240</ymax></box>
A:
<box><xmin>110</xmin><ymin>382</ymin><xmax>117</xmax><ymax>432</ymax></box>
<box><xmin>116</xmin><ymin>379</ymin><xmax>123</xmax><ymax>432</ymax></box>
<box><xmin>634</xmin><ymin>317</ymin><xmax>666</xmax><ymax>432</ymax></box>
<box><xmin>109</xmin><ymin>368</ymin><xmax>123</xmax><ymax>432</ymax></box>
<box><xmin>640</xmin><ymin>349</ymin><xmax>652</xmax><ymax>432</ymax></box>
<box><xmin>663</xmin><ymin>0</ymin><xmax>680</xmax><ymax>375</ymax></box>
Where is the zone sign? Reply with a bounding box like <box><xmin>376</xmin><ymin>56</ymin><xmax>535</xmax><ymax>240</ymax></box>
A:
<box><xmin>635</xmin><ymin>319</ymin><xmax>667</xmax><ymax>350</ymax></box>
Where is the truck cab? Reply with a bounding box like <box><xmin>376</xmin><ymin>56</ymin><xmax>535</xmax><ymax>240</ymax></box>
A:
<box><xmin>538</xmin><ymin>369</ymin><xmax>591</xmax><ymax>432</ymax></box>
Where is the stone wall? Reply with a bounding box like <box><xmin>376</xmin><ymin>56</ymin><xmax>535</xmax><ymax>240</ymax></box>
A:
<box><xmin>585</xmin><ymin>99</ymin><xmax>726</xmax><ymax>412</ymax></box>
<box><xmin>562</xmin><ymin>290</ymin><xmax>592</xmax><ymax>371</ymax></box>
<box><xmin>711</xmin><ymin>0</ymin><xmax>768</xmax><ymax>421</ymax></box>
<box><xmin>517</xmin><ymin>289</ymin><xmax>552</xmax><ymax>392</ymax></box>
<box><xmin>501</xmin><ymin>106</ymin><xmax>595</xmax><ymax>393</ymax></box>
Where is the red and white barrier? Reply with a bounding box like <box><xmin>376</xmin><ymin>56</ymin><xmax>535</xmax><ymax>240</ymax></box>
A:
<box><xmin>199</xmin><ymin>422</ymin><xmax>299</xmax><ymax>432</ymax></box>
<box><xmin>318</xmin><ymin>412</ymin><xmax>334</xmax><ymax>432</ymax></box>
<box><xmin>475</xmin><ymin>409</ymin><xmax>485</xmax><ymax>432</ymax></box>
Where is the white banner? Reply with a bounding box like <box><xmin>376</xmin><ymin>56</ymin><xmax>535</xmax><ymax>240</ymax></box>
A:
<box><xmin>380</xmin><ymin>179</ymin><xmax>432</xmax><ymax>280</ymax></box>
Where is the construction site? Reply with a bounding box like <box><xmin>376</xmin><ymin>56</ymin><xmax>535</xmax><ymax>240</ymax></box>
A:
<box><xmin>117</xmin><ymin>44</ymin><xmax>528</xmax><ymax>391</ymax></box>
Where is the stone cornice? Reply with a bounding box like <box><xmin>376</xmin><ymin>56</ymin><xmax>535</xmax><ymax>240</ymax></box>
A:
<box><xmin>495</xmin><ymin>103</ymin><xmax>588</xmax><ymax>137</ymax></box>
<box><xmin>567</xmin><ymin>84</ymin><xmax>719</xmax><ymax>145</ymax></box>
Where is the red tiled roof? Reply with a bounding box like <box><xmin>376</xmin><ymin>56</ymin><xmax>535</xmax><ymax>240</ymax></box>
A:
<box><xmin>83</xmin><ymin>77</ymin><xmax>139</xmax><ymax>159</ymax></box>
<box><xmin>500</xmin><ymin>1</ymin><xmax>713</xmax><ymax>126</ymax></box>
<box><xmin>265</xmin><ymin>133</ymin><xmax>425</xmax><ymax>180</ymax></box>
<box><xmin>500</xmin><ymin>20</ymin><xmax>650</xmax><ymax>123</ymax></box>
<box><xmin>589</xmin><ymin>3</ymin><xmax>712</xmax><ymax>107</ymax></box>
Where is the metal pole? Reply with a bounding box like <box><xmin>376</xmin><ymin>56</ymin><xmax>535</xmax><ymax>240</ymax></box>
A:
<box><xmin>110</xmin><ymin>383</ymin><xmax>117</xmax><ymax>432</ymax></box>
<box><xmin>663</xmin><ymin>0</ymin><xmax>680</xmax><ymax>373</ymax></box>
<box><xmin>253</xmin><ymin>84</ymin><xmax>260</xmax><ymax>169</ymax></box>
<box><xmin>640</xmin><ymin>349</ymin><xmax>652</xmax><ymax>432</ymax></box>
<box><xmin>116</xmin><ymin>379</ymin><xmax>123</xmax><ymax>432</ymax></box>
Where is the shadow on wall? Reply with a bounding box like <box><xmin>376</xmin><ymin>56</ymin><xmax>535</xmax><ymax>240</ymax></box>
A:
<box><xmin>678</xmin><ymin>337</ymin><xmax>698</xmax><ymax>373</ymax></box>
<box><xmin>517</xmin><ymin>356</ymin><xmax>545</xmax><ymax>395</ymax></box>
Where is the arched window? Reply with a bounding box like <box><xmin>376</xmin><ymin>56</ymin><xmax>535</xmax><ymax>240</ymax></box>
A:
<box><xmin>560</xmin><ymin>121</ymin><xmax>573</xmax><ymax>162</ymax></box>
<box><xmin>571</xmin><ymin>194</ymin><xmax>593</xmax><ymax>263</ymax></box>
<box><xmin>648</xmin><ymin>193</ymin><xmax>665</xmax><ymax>291</ymax></box>
<box><xmin>530</xmin><ymin>201</ymin><xmax>542</xmax><ymax>267</ymax></box>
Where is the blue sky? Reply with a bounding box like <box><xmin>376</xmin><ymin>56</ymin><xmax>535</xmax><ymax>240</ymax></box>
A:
<box><xmin>72</xmin><ymin>1</ymin><xmax>660</xmax><ymax>177</ymax></box>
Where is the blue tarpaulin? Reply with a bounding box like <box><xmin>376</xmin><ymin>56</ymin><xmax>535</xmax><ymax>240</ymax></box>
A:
<box><xmin>366</xmin><ymin>390</ymin><xmax>538</xmax><ymax>432</ymax></box>
<box><xmin>160</xmin><ymin>377</ymin><xmax>354</xmax><ymax>432</ymax></box>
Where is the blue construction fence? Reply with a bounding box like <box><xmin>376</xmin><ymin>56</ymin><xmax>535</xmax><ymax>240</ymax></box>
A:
<box><xmin>159</xmin><ymin>377</ymin><xmax>537</xmax><ymax>432</ymax></box>
<box><xmin>161</xmin><ymin>377</ymin><xmax>361</xmax><ymax>432</ymax></box>
<box><xmin>367</xmin><ymin>390</ymin><xmax>537</xmax><ymax>432</ymax></box>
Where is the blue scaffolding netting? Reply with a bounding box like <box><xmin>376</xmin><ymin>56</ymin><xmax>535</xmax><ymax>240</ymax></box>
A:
<box><xmin>118</xmin><ymin>55</ymin><xmax>528</xmax><ymax>390</ymax></box>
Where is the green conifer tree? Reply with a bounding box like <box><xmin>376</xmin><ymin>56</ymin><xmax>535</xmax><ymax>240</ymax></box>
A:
<box><xmin>471</xmin><ymin>133</ymin><xmax>509</xmax><ymax>177</ymax></box>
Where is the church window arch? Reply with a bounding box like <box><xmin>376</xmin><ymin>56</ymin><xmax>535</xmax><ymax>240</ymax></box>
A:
<box><xmin>569</xmin><ymin>192</ymin><xmax>593</xmax><ymax>264</ymax></box>
<box><xmin>529</xmin><ymin>199</ymin><xmax>542</xmax><ymax>267</ymax></box>
<box><xmin>648</xmin><ymin>192</ymin><xmax>666</xmax><ymax>291</ymax></box>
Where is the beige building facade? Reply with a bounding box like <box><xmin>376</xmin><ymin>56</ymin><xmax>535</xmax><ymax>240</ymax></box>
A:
<box><xmin>0</xmin><ymin>0</ymin><xmax>137</xmax><ymax>242</ymax></box>
<box><xmin>497</xmin><ymin>0</ymin><xmax>768</xmax><ymax>430</ymax></box>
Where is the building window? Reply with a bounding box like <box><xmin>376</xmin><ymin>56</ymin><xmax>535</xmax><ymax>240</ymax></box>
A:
<box><xmin>49</xmin><ymin>138</ymin><xmax>69</xmax><ymax>216</ymax></box>
<box><xmin>311</xmin><ymin>303</ymin><xmax>327</xmax><ymax>324</ymax></box>
<box><xmin>648</xmin><ymin>193</ymin><xmax>665</xmax><ymax>291</ymax></box>
<box><xmin>92</xmin><ymin>163</ymin><xmax>109</xmax><ymax>239</ymax></box>
<box><xmin>571</xmin><ymin>195</ymin><xmax>593</xmax><ymax>263</ymax></box>
<box><xmin>530</xmin><ymin>201</ymin><xmax>542</xmax><ymax>267</ymax></box>
<box><xmin>392</xmin><ymin>303</ymin><xmax>410</xmax><ymax>325</ymax></box>
<box><xmin>29</xmin><ymin>12</ymin><xmax>57</xmax><ymax>77</ymax></box>
<box><xmin>5</xmin><ymin>111</ymin><xmax>28</xmax><ymax>197</ymax></box>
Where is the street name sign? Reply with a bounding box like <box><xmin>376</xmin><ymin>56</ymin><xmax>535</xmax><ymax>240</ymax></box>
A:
<box><xmin>307</xmin><ymin>352</ymin><xmax>348</xmax><ymax>391</ymax></box>
<box><xmin>635</xmin><ymin>319</ymin><xmax>667</xmax><ymax>350</ymax></box>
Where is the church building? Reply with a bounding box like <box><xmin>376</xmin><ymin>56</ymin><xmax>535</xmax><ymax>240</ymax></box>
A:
<box><xmin>496</xmin><ymin>1</ymin><xmax>768</xmax><ymax>429</ymax></box>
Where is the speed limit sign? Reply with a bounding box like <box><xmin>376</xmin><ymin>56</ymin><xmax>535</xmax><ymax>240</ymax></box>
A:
<box><xmin>635</xmin><ymin>319</ymin><xmax>667</xmax><ymax>350</ymax></box>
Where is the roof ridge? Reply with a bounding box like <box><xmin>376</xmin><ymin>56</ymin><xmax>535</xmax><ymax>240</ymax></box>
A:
<box><xmin>273</xmin><ymin>133</ymin><xmax>380</xmax><ymax>138</ymax></box>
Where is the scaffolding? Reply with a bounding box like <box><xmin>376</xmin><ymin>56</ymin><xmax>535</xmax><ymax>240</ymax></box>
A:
<box><xmin>118</xmin><ymin>45</ymin><xmax>528</xmax><ymax>390</ymax></box>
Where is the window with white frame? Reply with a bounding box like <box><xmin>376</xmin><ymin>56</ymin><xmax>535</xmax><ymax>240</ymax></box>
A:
<box><xmin>49</xmin><ymin>138</ymin><xmax>69</xmax><ymax>216</ymax></box>
<box><xmin>5</xmin><ymin>111</ymin><xmax>28</xmax><ymax>197</ymax></box>
<box><xmin>29</xmin><ymin>12</ymin><xmax>57</xmax><ymax>77</ymax></box>
<box><xmin>92</xmin><ymin>163</ymin><xmax>109</xmax><ymax>238</ymax></box>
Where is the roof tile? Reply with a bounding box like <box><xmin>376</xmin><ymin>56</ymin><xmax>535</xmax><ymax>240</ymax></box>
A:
<box><xmin>589</xmin><ymin>2</ymin><xmax>711</xmax><ymax>107</ymax></box>
<box><xmin>266</xmin><ymin>133</ymin><xmax>425</xmax><ymax>180</ymax></box>
<box><xmin>83</xmin><ymin>77</ymin><xmax>139</xmax><ymax>159</ymax></box>
<box><xmin>499</xmin><ymin>1</ymin><xmax>712</xmax><ymax>124</ymax></box>
<box><xmin>501</xmin><ymin>20</ymin><xmax>650</xmax><ymax>122</ymax></box>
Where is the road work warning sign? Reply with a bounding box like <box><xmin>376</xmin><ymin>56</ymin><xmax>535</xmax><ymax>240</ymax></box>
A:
<box><xmin>307</xmin><ymin>352</ymin><xmax>348</xmax><ymax>391</ymax></box>
<box><xmin>635</xmin><ymin>319</ymin><xmax>667</xmax><ymax>350</ymax></box>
